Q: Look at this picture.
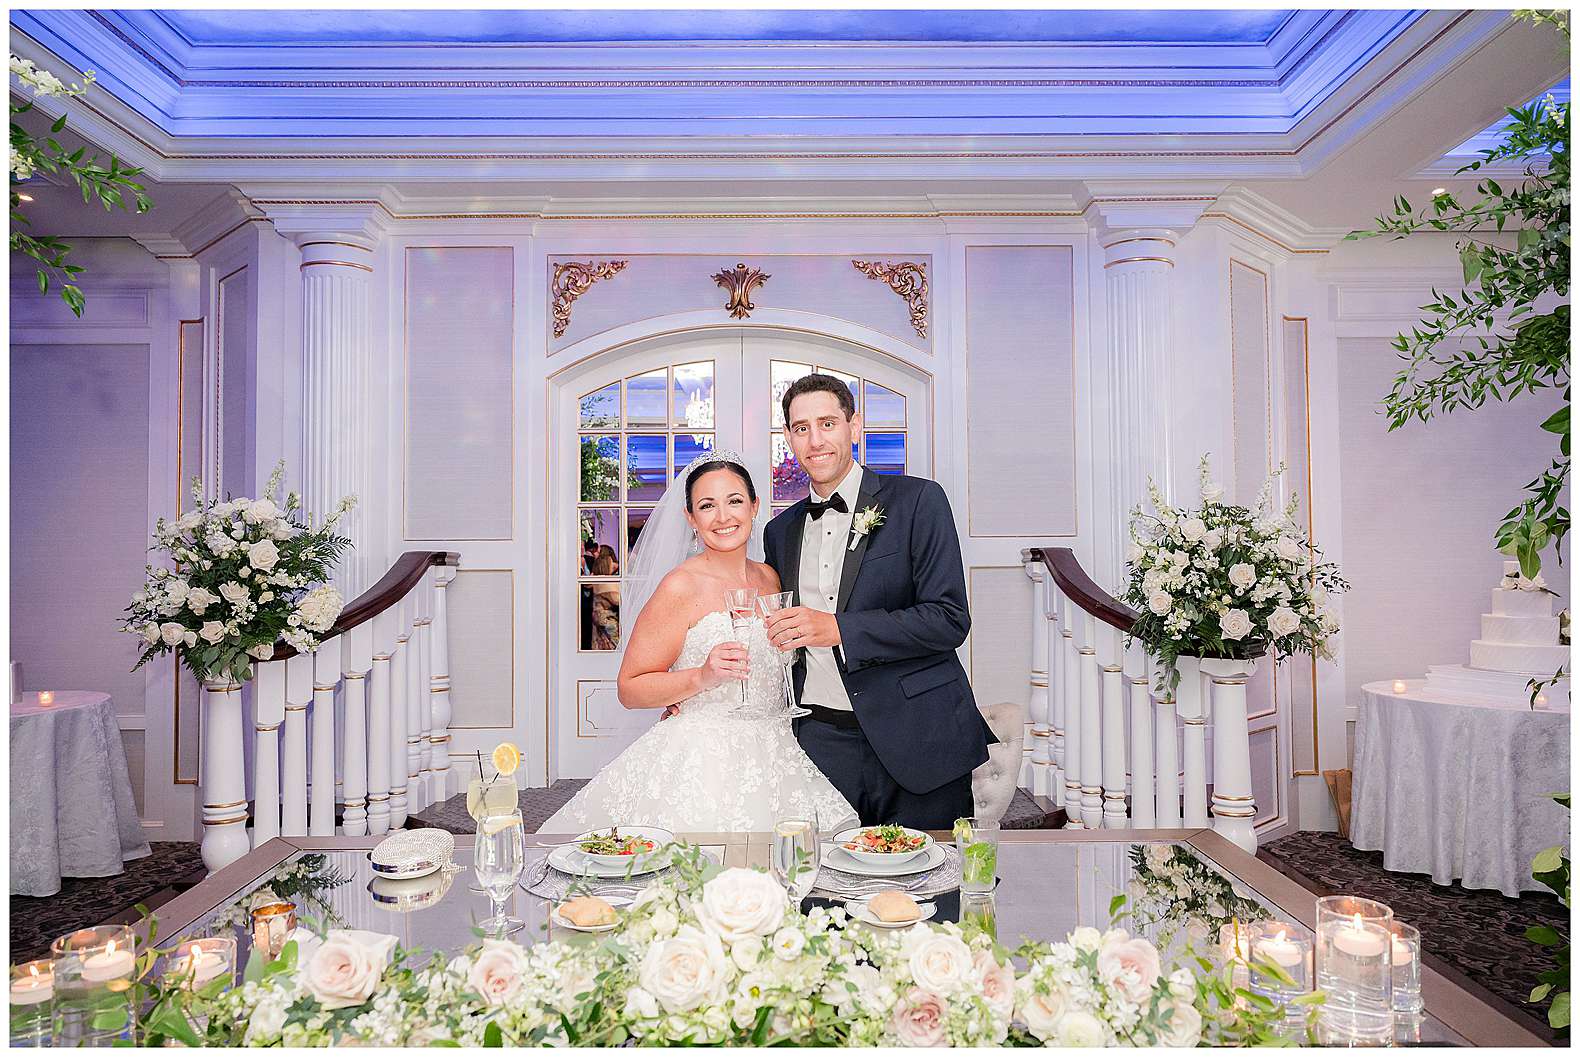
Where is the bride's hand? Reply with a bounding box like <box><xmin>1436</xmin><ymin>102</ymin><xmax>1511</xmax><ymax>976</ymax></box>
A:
<box><xmin>697</xmin><ymin>642</ymin><xmax>750</xmax><ymax>690</ymax></box>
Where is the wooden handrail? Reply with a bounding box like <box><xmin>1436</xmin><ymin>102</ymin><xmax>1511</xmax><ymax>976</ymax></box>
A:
<box><xmin>273</xmin><ymin>550</ymin><xmax>460</xmax><ymax>660</ymax></box>
<box><xmin>1025</xmin><ymin>547</ymin><xmax>1139</xmax><ymax>634</ymax></box>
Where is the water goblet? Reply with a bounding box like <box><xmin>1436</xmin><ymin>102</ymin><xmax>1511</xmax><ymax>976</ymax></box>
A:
<box><xmin>756</xmin><ymin>591</ymin><xmax>809</xmax><ymax>718</ymax></box>
<box><xmin>771</xmin><ymin>817</ymin><xmax>820</xmax><ymax>901</ymax></box>
<box><xmin>474</xmin><ymin>810</ymin><xmax>527</xmax><ymax>936</ymax></box>
<box><xmin>723</xmin><ymin>587</ymin><xmax>759</xmax><ymax>709</ymax></box>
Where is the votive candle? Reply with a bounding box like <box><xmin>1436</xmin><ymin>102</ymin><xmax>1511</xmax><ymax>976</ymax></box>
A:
<box><xmin>35</xmin><ymin>691</ymin><xmax>55</xmax><ymax>707</ymax></box>
<box><xmin>1391</xmin><ymin>680</ymin><xmax>1408</xmax><ymax>695</ymax></box>
<box><xmin>167</xmin><ymin>937</ymin><xmax>235</xmax><ymax>990</ymax></box>
<box><xmin>50</xmin><ymin>925</ymin><xmax>136</xmax><ymax>1045</ymax></box>
<box><xmin>9</xmin><ymin>961</ymin><xmax>54</xmax><ymax>1006</ymax></box>
<box><xmin>250</xmin><ymin>901</ymin><xmax>298</xmax><ymax>961</ymax></box>
<box><xmin>1249</xmin><ymin>923</ymin><xmax>1311</xmax><ymax>1003</ymax></box>
<box><xmin>1315</xmin><ymin>896</ymin><xmax>1394</xmax><ymax>1044</ymax></box>
<box><xmin>1389</xmin><ymin>921</ymin><xmax>1423</xmax><ymax>1013</ymax></box>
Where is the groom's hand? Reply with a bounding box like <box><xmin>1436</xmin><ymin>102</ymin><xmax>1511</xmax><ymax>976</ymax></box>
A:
<box><xmin>765</xmin><ymin>606</ymin><xmax>841</xmax><ymax>649</ymax></box>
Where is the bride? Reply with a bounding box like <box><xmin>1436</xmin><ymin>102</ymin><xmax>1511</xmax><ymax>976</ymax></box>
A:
<box><xmin>542</xmin><ymin>452</ymin><xmax>857</xmax><ymax>834</ymax></box>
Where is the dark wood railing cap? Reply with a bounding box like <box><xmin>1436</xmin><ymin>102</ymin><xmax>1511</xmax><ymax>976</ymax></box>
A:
<box><xmin>1024</xmin><ymin>547</ymin><xmax>1139</xmax><ymax>634</ymax></box>
<box><xmin>272</xmin><ymin>551</ymin><xmax>460</xmax><ymax>661</ymax></box>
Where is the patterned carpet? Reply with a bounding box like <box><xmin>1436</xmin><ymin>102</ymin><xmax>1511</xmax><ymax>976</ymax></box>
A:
<box><xmin>1260</xmin><ymin>830</ymin><xmax>1566</xmax><ymax>1040</ymax></box>
<box><xmin>9</xmin><ymin>842</ymin><xmax>207</xmax><ymax>965</ymax></box>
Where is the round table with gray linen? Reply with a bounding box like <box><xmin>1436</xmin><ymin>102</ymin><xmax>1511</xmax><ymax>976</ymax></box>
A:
<box><xmin>10</xmin><ymin>691</ymin><xmax>151</xmax><ymax>897</ymax></box>
<box><xmin>1352</xmin><ymin>680</ymin><xmax>1570</xmax><ymax>898</ymax></box>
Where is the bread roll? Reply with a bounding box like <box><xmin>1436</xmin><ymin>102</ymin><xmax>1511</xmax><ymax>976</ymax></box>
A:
<box><xmin>867</xmin><ymin>889</ymin><xmax>922</xmax><ymax>923</ymax></box>
<box><xmin>558</xmin><ymin>895</ymin><xmax>617</xmax><ymax>927</ymax></box>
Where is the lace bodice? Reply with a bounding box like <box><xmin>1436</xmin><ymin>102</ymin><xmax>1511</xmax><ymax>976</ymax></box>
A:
<box><xmin>670</xmin><ymin>610</ymin><xmax>787</xmax><ymax>720</ymax></box>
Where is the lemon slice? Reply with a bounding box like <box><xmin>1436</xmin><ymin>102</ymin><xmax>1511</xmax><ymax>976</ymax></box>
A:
<box><xmin>491</xmin><ymin>741</ymin><xmax>522</xmax><ymax>778</ymax></box>
<box><xmin>481</xmin><ymin>814</ymin><xmax>521</xmax><ymax>836</ymax></box>
<box><xmin>952</xmin><ymin>817</ymin><xmax>974</xmax><ymax>843</ymax></box>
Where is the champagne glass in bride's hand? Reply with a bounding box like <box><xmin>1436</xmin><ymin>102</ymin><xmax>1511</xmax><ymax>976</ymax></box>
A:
<box><xmin>724</xmin><ymin>587</ymin><xmax>759</xmax><ymax>708</ymax></box>
<box><xmin>756</xmin><ymin>591</ymin><xmax>809</xmax><ymax>718</ymax></box>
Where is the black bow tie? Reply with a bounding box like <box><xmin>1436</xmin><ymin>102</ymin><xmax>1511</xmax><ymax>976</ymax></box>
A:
<box><xmin>806</xmin><ymin>492</ymin><xmax>849</xmax><ymax>520</ymax></box>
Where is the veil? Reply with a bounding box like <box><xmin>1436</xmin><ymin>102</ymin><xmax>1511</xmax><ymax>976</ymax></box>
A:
<box><xmin>619</xmin><ymin>450</ymin><xmax>768</xmax><ymax>646</ymax></box>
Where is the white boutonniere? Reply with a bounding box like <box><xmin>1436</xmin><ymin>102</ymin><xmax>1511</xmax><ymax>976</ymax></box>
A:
<box><xmin>849</xmin><ymin>505</ymin><xmax>885</xmax><ymax>551</ymax></box>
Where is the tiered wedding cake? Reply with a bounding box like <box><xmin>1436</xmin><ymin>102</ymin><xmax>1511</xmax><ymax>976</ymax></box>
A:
<box><xmin>1426</xmin><ymin>560</ymin><xmax>1570</xmax><ymax>708</ymax></box>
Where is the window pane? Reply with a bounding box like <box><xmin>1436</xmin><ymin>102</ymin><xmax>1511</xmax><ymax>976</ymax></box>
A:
<box><xmin>581</xmin><ymin>584</ymin><xmax>621</xmax><ymax>651</ymax></box>
<box><xmin>626</xmin><ymin>434</ymin><xmax>669</xmax><ymax>501</ymax></box>
<box><xmin>626</xmin><ymin>506</ymin><xmax>654</xmax><ymax>559</ymax></box>
<box><xmin>580</xmin><ymin>435</ymin><xmax>621</xmax><ymax>501</ymax></box>
<box><xmin>771</xmin><ymin>360</ymin><xmax>813</xmax><ymax>429</ymax></box>
<box><xmin>772</xmin><ymin>434</ymin><xmax>810</xmax><ymax>503</ymax></box>
<box><xmin>673</xmin><ymin>432</ymin><xmax>715</xmax><ymax>476</ymax></box>
<box><xmin>626</xmin><ymin>368</ymin><xmax>667</xmax><ymax>427</ymax></box>
<box><xmin>673</xmin><ymin>361</ymin><xmax>714</xmax><ymax>429</ymax></box>
<box><xmin>864</xmin><ymin>381</ymin><xmax>905</xmax><ymax>427</ymax></box>
<box><xmin>579</xmin><ymin>508</ymin><xmax>620</xmax><ymax>574</ymax></box>
<box><xmin>579</xmin><ymin>382</ymin><xmax>619</xmax><ymax>429</ymax></box>
<box><xmin>866</xmin><ymin>432</ymin><xmax>906</xmax><ymax>476</ymax></box>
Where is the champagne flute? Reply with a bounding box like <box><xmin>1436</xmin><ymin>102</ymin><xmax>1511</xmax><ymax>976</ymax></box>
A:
<box><xmin>771</xmin><ymin>817</ymin><xmax>820</xmax><ymax>901</ymax></box>
<box><xmin>474</xmin><ymin>810</ymin><xmax>526</xmax><ymax>936</ymax></box>
<box><xmin>723</xmin><ymin>586</ymin><xmax>759</xmax><ymax>710</ymax></box>
<box><xmin>756</xmin><ymin>591</ymin><xmax>809</xmax><ymax>718</ymax></box>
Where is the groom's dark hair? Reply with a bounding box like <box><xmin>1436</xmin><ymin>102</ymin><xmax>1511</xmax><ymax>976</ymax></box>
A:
<box><xmin>781</xmin><ymin>373</ymin><xmax>856</xmax><ymax>424</ymax></box>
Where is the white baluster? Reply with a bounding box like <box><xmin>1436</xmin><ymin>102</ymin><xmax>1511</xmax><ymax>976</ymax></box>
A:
<box><xmin>252</xmin><ymin>661</ymin><xmax>285</xmax><ymax>847</ymax></box>
<box><xmin>388</xmin><ymin>602</ymin><xmax>410</xmax><ymax>829</ymax></box>
<box><xmin>1127</xmin><ymin>642</ymin><xmax>1156</xmax><ymax>829</ymax></box>
<box><xmin>1078</xmin><ymin>616</ymin><xmax>1103</xmax><ymax>830</ymax></box>
<box><xmin>1025</xmin><ymin>560</ymin><xmax>1051</xmax><ymax>796</ymax></box>
<box><xmin>1153</xmin><ymin>656</ymin><xmax>1182</xmax><ymax>828</ymax></box>
<box><xmin>1175</xmin><ymin>655</ymin><xmax>1210</xmax><ymax>827</ymax></box>
<box><xmin>367</xmin><ymin>610</ymin><xmax>395</xmax><ymax>835</ymax></box>
<box><xmin>341</xmin><ymin>623</ymin><xmax>373</xmax><ymax>837</ymax></box>
<box><xmin>1202</xmin><ymin>657</ymin><xmax>1258</xmax><ymax>853</ymax></box>
<box><xmin>1060</xmin><ymin>595</ymin><xmax>1083</xmax><ymax>827</ymax></box>
<box><xmin>310</xmin><ymin>636</ymin><xmax>342</xmax><ymax>836</ymax></box>
<box><xmin>430</xmin><ymin>564</ymin><xmax>455</xmax><ymax>801</ymax></box>
<box><xmin>1098</xmin><ymin>624</ymin><xmax>1128</xmax><ymax>828</ymax></box>
<box><xmin>282</xmin><ymin>654</ymin><xmax>313</xmax><ymax>836</ymax></box>
<box><xmin>405</xmin><ymin>592</ymin><xmax>427</xmax><ymax>813</ymax></box>
<box><xmin>200</xmin><ymin>678</ymin><xmax>250</xmax><ymax>871</ymax></box>
<box><xmin>1043</xmin><ymin>573</ymin><xmax>1065</xmax><ymax>801</ymax></box>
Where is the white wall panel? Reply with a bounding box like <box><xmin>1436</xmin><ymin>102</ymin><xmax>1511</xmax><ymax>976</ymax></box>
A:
<box><xmin>405</xmin><ymin>247</ymin><xmax>515</xmax><ymax>540</ymax></box>
<box><xmin>10</xmin><ymin>343</ymin><xmax>151</xmax><ymax>716</ymax></box>
<box><xmin>1229</xmin><ymin>259</ymin><xmax>1271</xmax><ymax>504</ymax></box>
<box><xmin>446</xmin><ymin>569</ymin><xmax>516</xmax><ymax>731</ymax></box>
<box><xmin>218</xmin><ymin>268</ymin><xmax>254</xmax><ymax>497</ymax></box>
<box><xmin>964</xmin><ymin>245</ymin><xmax>1077</xmax><ymax>537</ymax></box>
<box><xmin>967</xmin><ymin>567</ymin><xmax>1032</xmax><ymax>710</ymax></box>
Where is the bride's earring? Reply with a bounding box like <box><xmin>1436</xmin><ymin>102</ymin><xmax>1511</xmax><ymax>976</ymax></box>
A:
<box><xmin>688</xmin><ymin>528</ymin><xmax>702</xmax><ymax>555</ymax></box>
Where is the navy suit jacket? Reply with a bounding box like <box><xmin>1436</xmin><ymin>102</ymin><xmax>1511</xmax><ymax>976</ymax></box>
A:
<box><xmin>763</xmin><ymin>468</ymin><xmax>994</xmax><ymax>795</ymax></box>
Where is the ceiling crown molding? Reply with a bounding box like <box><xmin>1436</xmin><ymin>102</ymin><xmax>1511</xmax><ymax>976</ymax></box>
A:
<box><xmin>1081</xmin><ymin>181</ymin><xmax>1228</xmax><ymax>234</ymax></box>
<box><xmin>1199</xmin><ymin>187</ymin><xmax>1350</xmax><ymax>256</ymax></box>
<box><xmin>166</xmin><ymin>188</ymin><xmax>266</xmax><ymax>256</ymax></box>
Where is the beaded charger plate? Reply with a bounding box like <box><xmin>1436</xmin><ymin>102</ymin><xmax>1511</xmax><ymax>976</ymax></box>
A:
<box><xmin>520</xmin><ymin>848</ymin><xmax>720</xmax><ymax>902</ymax></box>
<box><xmin>810</xmin><ymin>843</ymin><xmax>964</xmax><ymax>900</ymax></box>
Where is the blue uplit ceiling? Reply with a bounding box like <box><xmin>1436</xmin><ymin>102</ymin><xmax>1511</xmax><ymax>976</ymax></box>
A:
<box><xmin>1449</xmin><ymin>78</ymin><xmax>1570</xmax><ymax>156</ymax></box>
<box><xmin>154</xmin><ymin>9</ymin><xmax>1296</xmax><ymax>46</ymax></box>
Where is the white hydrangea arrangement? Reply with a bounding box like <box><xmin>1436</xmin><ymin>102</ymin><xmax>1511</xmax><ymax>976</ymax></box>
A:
<box><xmin>121</xmin><ymin>461</ymin><xmax>355</xmax><ymax>684</ymax></box>
<box><xmin>142</xmin><ymin>845</ymin><xmax>1310</xmax><ymax>1047</ymax></box>
<box><xmin>1122</xmin><ymin>455</ymin><xmax>1348</xmax><ymax>694</ymax></box>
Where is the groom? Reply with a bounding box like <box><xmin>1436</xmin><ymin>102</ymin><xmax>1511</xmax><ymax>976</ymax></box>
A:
<box><xmin>763</xmin><ymin>373</ymin><xmax>994</xmax><ymax>830</ymax></box>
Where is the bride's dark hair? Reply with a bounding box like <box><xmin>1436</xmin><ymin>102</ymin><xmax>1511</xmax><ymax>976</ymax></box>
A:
<box><xmin>684</xmin><ymin>460</ymin><xmax>757</xmax><ymax>511</ymax></box>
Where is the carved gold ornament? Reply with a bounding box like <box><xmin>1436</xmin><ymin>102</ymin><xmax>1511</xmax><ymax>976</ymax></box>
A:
<box><xmin>551</xmin><ymin>259</ymin><xmax>629</xmax><ymax>338</ymax></box>
<box><xmin>712</xmin><ymin>262</ymin><xmax>770</xmax><ymax>319</ymax></box>
<box><xmin>852</xmin><ymin>260</ymin><xmax>929</xmax><ymax>338</ymax></box>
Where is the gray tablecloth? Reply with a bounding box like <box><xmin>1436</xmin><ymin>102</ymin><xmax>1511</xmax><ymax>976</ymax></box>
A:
<box><xmin>10</xmin><ymin>692</ymin><xmax>150</xmax><ymax>897</ymax></box>
<box><xmin>1352</xmin><ymin>682</ymin><xmax>1570</xmax><ymax>897</ymax></box>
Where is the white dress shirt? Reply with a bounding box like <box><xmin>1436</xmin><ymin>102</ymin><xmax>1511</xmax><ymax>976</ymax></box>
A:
<box><xmin>797</xmin><ymin>462</ymin><xmax>865</xmax><ymax>711</ymax></box>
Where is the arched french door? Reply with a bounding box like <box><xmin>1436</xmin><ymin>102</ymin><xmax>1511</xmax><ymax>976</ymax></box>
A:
<box><xmin>549</xmin><ymin>327</ymin><xmax>931</xmax><ymax>778</ymax></box>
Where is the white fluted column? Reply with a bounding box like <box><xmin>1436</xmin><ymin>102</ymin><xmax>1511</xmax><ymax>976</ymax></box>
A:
<box><xmin>1025</xmin><ymin>560</ymin><xmax>1052</xmax><ymax>796</ymax></box>
<box><xmin>200</xmin><ymin>679</ymin><xmax>250</xmax><ymax>871</ymax></box>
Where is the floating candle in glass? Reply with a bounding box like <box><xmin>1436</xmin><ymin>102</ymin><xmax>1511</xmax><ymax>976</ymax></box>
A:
<box><xmin>167</xmin><ymin>937</ymin><xmax>234</xmax><ymax>990</ymax></box>
<box><xmin>1314</xmin><ymin>896</ymin><xmax>1394</xmax><ymax>1045</ymax></box>
<box><xmin>1389</xmin><ymin>921</ymin><xmax>1423</xmax><ymax>1013</ymax></box>
<box><xmin>50</xmin><ymin>925</ymin><xmax>135</xmax><ymax>1046</ymax></box>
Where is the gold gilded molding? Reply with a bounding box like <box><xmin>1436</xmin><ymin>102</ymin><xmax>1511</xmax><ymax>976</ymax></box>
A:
<box><xmin>551</xmin><ymin>259</ymin><xmax>629</xmax><ymax>338</ymax></box>
<box><xmin>851</xmin><ymin>259</ymin><xmax>929</xmax><ymax>339</ymax></box>
<box><xmin>712</xmin><ymin>262</ymin><xmax>770</xmax><ymax>319</ymax></box>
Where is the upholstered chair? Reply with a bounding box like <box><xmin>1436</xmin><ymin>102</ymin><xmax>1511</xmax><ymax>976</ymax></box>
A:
<box><xmin>971</xmin><ymin>700</ymin><xmax>1027</xmax><ymax>823</ymax></box>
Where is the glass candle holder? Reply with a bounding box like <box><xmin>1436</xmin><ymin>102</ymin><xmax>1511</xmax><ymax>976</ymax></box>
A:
<box><xmin>1388</xmin><ymin>921</ymin><xmax>1423</xmax><ymax>1013</ymax></box>
<box><xmin>10</xmin><ymin>960</ymin><xmax>54</xmax><ymax>1047</ymax></box>
<box><xmin>1217</xmin><ymin>920</ymin><xmax>1251</xmax><ymax>990</ymax></box>
<box><xmin>36</xmin><ymin>691</ymin><xmax>55</xmax><ymax>707</ymax></box>
<box><xmin>166</xmin><ymin>937</ymin><xmax>235</xmax><ymax>991</ymax></box>
<box><xmin>1315</xmin><ymin>896</ymin><xmax>1394</xmax><ymax>1044</ymax></box>
<box><xmin>1248</xmin><ymin>922</ymin><xmax>1312</xmax><ymax>1004</ymax></box>
<box><xmin>50</xmin><ymin>925</ymin><xmax>136</xmax><ymax>1046</ymax></box>
<box><xmin>250</xmin><ymin>901</ymin><xmax>298</xmax><ymax>962</ymax></box>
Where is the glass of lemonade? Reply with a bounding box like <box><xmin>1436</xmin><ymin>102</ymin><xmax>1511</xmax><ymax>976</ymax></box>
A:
<box><xmin>467</xmin><ymin>774</ymin><xmax>519</xmax><ymax>821</ymax></box>
<box><xmin>954</xmin><ymin>816</ymin><xmax>1000</xmax><ymax>895</ymax></box>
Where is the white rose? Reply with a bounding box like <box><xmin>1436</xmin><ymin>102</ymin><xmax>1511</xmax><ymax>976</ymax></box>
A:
<box><xmin>903</xmin><ymin>928</ymin><xmax>975</xmax><ymax>995</ymax></box>
<box><xmin>638</xmin><ymin>925</ymin><xmax>730</xmax><ymax>1013</ymax></box>
<box><xmin>302</xmin><ymin>929</ymin><xmax>398</xmax><ymax>1011</ymax></box>
<box><xmin>771</xmin><ymin>926</ymin><xmax>804</xmax><ymax>961</ymax></box>
<box><xmin>1179</xmin><ymin>518</ymin><xmax>1207</xmax><ymax>543</ymax></box>
<box><xmin>258</xmin><ymin>591</ymin><xmax>275</xmax><ymax>603</ymax></box>
<box><xmin>975</xmin><ymin>950</ymin><xmax>1016</xmax><ymax>1019</ymax></box>
<box><xmin>183</xmin><ymin>631</ymin><xmax>198</xmax><ymax>648</ymax></box>
<box><xmin>1055</xmin><ymin>1009</ymin><xmax>1107</xmax><ymax>1047</ymax></box>
<box><xmin>219</xmin><ymin>581</ymin><xmax>250</xmax><ymax>608</ymax></box>
<box><xmin>1267</xmin><ymin>606</ymin><xmax>1301</xmax><ymax>638</ymax></box>
<box><xmin>1147</xmin><ymin>589</ymin><xmax>1173</xmax><ymax>616</ymax></box>
<box><xmin>240</xmin><ymin>567</ymin><xmax>252</xmax><ymax>578</ymax></box>
<box><xmin>249</xmin><ymin>643</ymin><xmax>275</xmax><ymax>661</ymax></box>
<box><xmin>141</xmin><ymin>623</ymin><xmax>161</xmax><ymax>645</ymax></box>
<box><xmin>467</xmin><ymin>940</ymin><xmax>526</xmax><ymax>1006</ymax></box>
<box><xmin>198</xmin><ymin>620</ymin><xmax>227</xmax><ymax>644</ymax></box>
<box><xmin>245</xmin><ymin>997</ymin><xmax>288</xmax><ymax>1043</ymax></box>
<box><xmin>1219</xmin><ymin>608</ymin><xmax>1253</xmax><ymax>641</ymax></box>
<box><xmin>244</xmin><ymin>499</ymin><xmax>280</xmax><ymax>524</ymax></box>
<box><xmin>1070</xmin><ymin>926</ymin><xmax>1103</xmax><ymax>951</ymax></box>
<box><xmin>650</xmin><ymin>907</ymin><xmax>679</xmax><ymax>937</ymax></box>
<box><xmin>1228</xmin><ymin>563</ymin><xmax>1257</xmax><ymax>590</ymax></box>
<box><xmin>1143</xmin><ymin>844</ymin><xmax>1171</xmax><ymax>870</ymax></box>
<box><xmin>1275</xmin><ymin>536</ymin><xmax>1305</xmax><ymax>563</ymax></box>
<box><xmin>1201</xmin><ymin>528</ymin><xmax>1224</xmax><ymax>551</ymax></box>
<box><xmin>1016</xmin><ymin>978</ymin><xmax>1067</xmax><ymax>1040</ymax></box>
<box><xmin>623</xmin><ymin>986</ymin><xmax>661</xmax><ymax>1022</ymax></box>
<box><xmin>247</xmin><ymin>539</ymin><xmax>281</xmax><ymax>572</ymax></box>
<box><xmin>184</xmin><ymin>587</ymin><xmax>218</xmax><ymax>616</ymax></box>
<box><xmin>160</xmin><ymin>622</ymin><xmax>186</xmax><ymax>646</ymax></box>
<box><xmin>730</xmin><ymin>934</ymin><xmax>763</xmax><ymax>971</ymax></box>
<box><xmin>694</xmin><ymin>868</ymin><xmax>786</xmax><ymax>941</ymax></box>
<box><xmin>1125</xmin><ymin>543</ymin><xmax>1143</xmax><ymax>566</ymax></box>
<box><xmin>1159</xmin><ymin>1000</ymin><xmax>1203</xmax><ymax>1046</ymax></box>
<box><xmin>1097</xmin><ymin>933</ymin><xmax>1162</xmax><ymax>1005</ymax></box>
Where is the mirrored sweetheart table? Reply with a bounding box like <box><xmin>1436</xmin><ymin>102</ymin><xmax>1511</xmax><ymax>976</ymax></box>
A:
<box><xmin>128</xmin><ymin>828</ymin><xmax>1546</xmax><ymax>1048</ymax></box>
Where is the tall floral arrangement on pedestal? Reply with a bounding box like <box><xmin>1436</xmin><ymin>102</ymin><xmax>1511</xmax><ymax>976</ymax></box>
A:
<box><xmin>121</xmin><ymin>461</ymin><xmax>355</xmax><ymax>684</ymax></box>
<box><xmin>1122</xmin><ymin>455</ymin><xmax>1349</xmax><ymax>694</ymax></box>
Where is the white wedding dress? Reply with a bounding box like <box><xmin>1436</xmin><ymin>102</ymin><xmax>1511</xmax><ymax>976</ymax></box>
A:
<box><xmin>542</xmin><ymin>612</ymin><xmax>858</xmax><ymax>834</ymax></box>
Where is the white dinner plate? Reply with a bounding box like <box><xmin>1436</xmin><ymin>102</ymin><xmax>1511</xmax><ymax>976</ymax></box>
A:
<box><xmin>547</xmin><ymin>843</ymin><xmax>671</xmax><ymax>879</ymax></box>
<box><xmin>831</xmin><ymin>826</ymin><xmax>934</xmax><ymax>868</ymax></box>
<box><xmin>550</xmin><ymin>894</ymin><xmax>634</xmax><ymax>933</ymax></box>
<box><xmin>570</xmin><ymin>826</ymin><xmax>674</xmax><ymax>868</ymax></box>
<box><xmin>820</xmin><ymin>841</ymin><xmax>945</xmax><ymax>877</ymax></box>
<box><xmin>845</xmin><ymin>898</ymin><xmax>938</xmax><ymax>929</ymax></box>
